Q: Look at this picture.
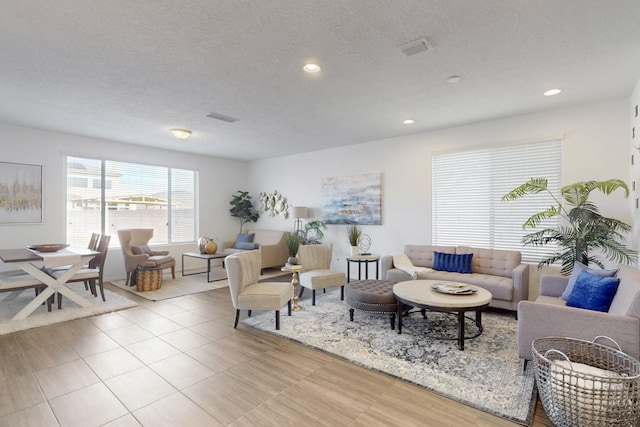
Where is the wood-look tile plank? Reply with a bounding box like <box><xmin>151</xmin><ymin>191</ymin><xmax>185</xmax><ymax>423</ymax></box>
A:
<box><xmin>0</xmin><ymin>373</ymin><xmax>45</xmax><ymax>418</ymax></box>
<box><xmin>132</xmin><ymin>392</ymin><xmax>222</xmax><ymax>427</ymax></box>
<box><xmin>104</xmin><ymin>366</ymin><xmax>176</xmax><ymax>411</ymax></box>
<box><xmin>0</xmin><ymin>402</ymin><xmax>59</xmax><ymax>427</ymax></box>
<box><xmin>49</xmin><ymin>382</ymin><xmax>128</xmax><ymax>427</ymax></box>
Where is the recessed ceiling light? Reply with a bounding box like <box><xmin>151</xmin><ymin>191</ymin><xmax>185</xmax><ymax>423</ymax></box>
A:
<box><xmin>544</xmin><ymin>88</ymin><xmax>562</xmax><ymax>96</ymax></box>
<box><xmin>303</xmin><ymin>63</ymin><xmax>321</xmax><ymax>73</ymax></box>
<box><xmin>170</xmin><ymin>128</ymin><xmax>192</xmax><ymax>139</ymax></box>
<box><xmin>403</xmin><ymin>119</ymin><xmax>415</xmax><ymax>125</ymax></box>
<box><xmin>446</xmin><ymin>75</ymin><xmax>461</xmax><ymax>84</ymax></box>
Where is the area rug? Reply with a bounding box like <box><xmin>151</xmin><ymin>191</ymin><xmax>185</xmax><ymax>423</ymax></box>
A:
<box><xmin>0</xmin><ymin>282</ymin><xmax>137</xmax><ymax>335</ymax></box>
<box><xmin>242</xmin><ymin>289</ymin><xmax>536</xmax><ymax>426</ymax></box>
<box><xmin>110</xmin><ymin>267</ymin><xmax>292</xmax><ymax>301</ymax></box>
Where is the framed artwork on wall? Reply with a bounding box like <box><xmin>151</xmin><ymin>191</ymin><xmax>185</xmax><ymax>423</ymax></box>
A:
<box><xmin>0</xmin><ymin>161</ymin><xmax>43</xmax><ymax>224</ymax></box>
<box><xmin>321</xmin><ymin>173</ymin><xmax>382</xmax><ymax>225</ymax></box>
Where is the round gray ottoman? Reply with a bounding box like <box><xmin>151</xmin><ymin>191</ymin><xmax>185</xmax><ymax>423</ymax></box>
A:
<box><xmin>345</xmin><ymin>279</ymin><xmax>398</xmax><ymax>329</ymax></box>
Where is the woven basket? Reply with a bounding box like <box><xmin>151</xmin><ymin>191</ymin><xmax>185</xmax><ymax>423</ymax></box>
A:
<box><xmin>136</xmin><ymin>268</ymin><xmax>162</xmax><ymax>292</ymax></box>
<box><xmin>533</xmin><ymin>336</ymin><xmax>640</xmax><ymax>427</ymax></box>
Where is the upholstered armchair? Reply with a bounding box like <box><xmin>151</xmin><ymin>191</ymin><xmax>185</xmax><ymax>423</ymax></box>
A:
<box><xmin>225</xmin><ymin>250</ymin><xmax>292</xmax><ymax>330</ymax></box>
<box><xmin>297</xmin><ymin>244</ymin><xmax>346</xmax><ymax>305</ymax></box>
<box><xmin>117</xmin><ymin>228</ymin><xmax>175</xmax><ymax>285</ymax></box>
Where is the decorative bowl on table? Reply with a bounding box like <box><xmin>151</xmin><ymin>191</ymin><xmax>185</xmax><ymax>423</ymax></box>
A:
<box><xmin>27</xmin><ymin>244</ymin><xmax>70</xmax><ymax>252</ymax></box>
<box><xmin>431</xmin><ymin>282</ymin><xmax>477</xmax><ymax>295</ymax></box>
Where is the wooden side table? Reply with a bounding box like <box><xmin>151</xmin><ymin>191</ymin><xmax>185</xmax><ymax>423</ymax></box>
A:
<box><xmin>346</xmin><ymin>254</ymin><xmax>380</xmax><ymax>283</ymax></box>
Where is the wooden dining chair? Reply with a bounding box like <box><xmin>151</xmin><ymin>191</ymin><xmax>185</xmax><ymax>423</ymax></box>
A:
<box><xmin>53</xmin><ymin>234</ymin><xmax>111</xmax><ymax>306</ymax></box>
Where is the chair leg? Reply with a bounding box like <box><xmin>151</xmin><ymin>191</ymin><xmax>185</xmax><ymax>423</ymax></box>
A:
<box><xmin>299</xmin><ymin>286</ymin><xmax>305</xmax><ymax>297</ymax></box>
<box><xmin>341</xmin><ymin>285</ymin><xmax>344</xmax><ymax>300</ymax></box>
<box><xmin>275</xmin><ymin>310</ymin><xmax>280</xmax><ymax>330</ymax></box>
<box><xmin>171</xmin><ymin>266</ymin><xmax>175</xmax><ymax>279</ymax></box>
<box><xmin>288</xmin><ymin>300</ymin><xmax>292</xmax><ymax>316</ymax></box>
<box><xmin>99</xmin><ymin>279</ymin><xmax>105</xmax><ymax>301</ymax></box>
<box><xmin>248</xmin><ymin>310</ymin><xmax>252</xmax><ymax>317</ymax></box>
<box><xmin>125</xmin><ymin>272</ymin><xmax>131</xmax><ymax>286</ymax></box>
<box><xmin>389</xmin><ymin>313</ymin><xmax>395</xmax><ymax>330</ymax></box>
<box><xmin>57</xmin><ymin>292</ymin><xmax>62</xmax><ymax>310</ymax></box>
<box><xmin>234</xmin><ymin>309</ymin><xmax>240</xmax><ymax>328</ymax></box>
<box><xmin>312</xmin><ymin>290</ymin><xmax>316</xmax><ymax>306</ymax></box>
<box><xmin>349</xmin><ymin>308</ymin><xmax>354</xmax><ymax>321</ymax></box>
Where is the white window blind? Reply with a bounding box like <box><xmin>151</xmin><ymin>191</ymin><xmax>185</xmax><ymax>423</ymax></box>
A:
<box><xmin>66</xmin><ymin>156</ymin><xmax>197</xmax><ymax>246</ymax></box>
<box><xmin>432</xmin><ymin>139</ymin><xmax>562</xmax><ymax>262</ymax></box>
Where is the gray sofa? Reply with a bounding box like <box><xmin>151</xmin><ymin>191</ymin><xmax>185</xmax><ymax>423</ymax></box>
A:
<box><xmin>518</xmin><ymin>264</ymin><xmax>640</xmax><ymax>361</ymax></box>
<box><xmin>381</xmin><ymin>244</ymin><xmax>529</xmax><ymax>313</ymax></box>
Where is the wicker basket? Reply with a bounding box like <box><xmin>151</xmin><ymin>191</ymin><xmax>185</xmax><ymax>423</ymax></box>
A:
<box><xmin>136</xmin><ymin>267</ymin><xmax>162</xmax><ymax>292</ymax></box>
<box><xmin>532</xmin><ymin>336</ymin><xmax>640</xmax><ymax>427</ymax></box>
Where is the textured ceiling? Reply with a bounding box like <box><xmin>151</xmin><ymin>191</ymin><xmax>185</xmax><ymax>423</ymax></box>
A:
<box><xmin>1</xmin><ymin>1</ymin><xmax>640</xmax><ymax>161</ymax></box>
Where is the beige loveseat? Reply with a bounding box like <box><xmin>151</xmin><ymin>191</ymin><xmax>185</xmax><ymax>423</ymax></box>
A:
<box><xmin>381</xmin><ymin>244</ymin><xmax>529</xmax><ymax>313</ymax></box>
<box><xmin>222</xmin><ymin>229</ymin><xmax>289</xmax><ymax>270</ymax></box>
<box><xmin>518</xmin><ymin>264</ymin><xmax>640</xmax><ymax>362</ymax></box>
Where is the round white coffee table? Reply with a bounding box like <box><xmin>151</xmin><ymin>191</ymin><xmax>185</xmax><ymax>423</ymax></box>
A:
<box><xmin>393</xmin><ymin>280</ymin><xmax>492</xmax><ymax>350</ymax></box>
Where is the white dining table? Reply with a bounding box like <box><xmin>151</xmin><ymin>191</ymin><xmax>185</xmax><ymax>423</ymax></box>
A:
<box><xmin>0</xmin><ymin>247</ymin><xmax>99</xmax><ymax>320</ymax></box>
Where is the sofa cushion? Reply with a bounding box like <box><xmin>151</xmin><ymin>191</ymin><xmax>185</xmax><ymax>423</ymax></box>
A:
<box><xmin>608</xmin><ymin>264</ymin><xmax>640</xmax><ymax>317</ymax></box>
<box><xmin>560</xmin><ymin>262</ymin><xmax>618</xmax><ymax>300</ymax></box>
<box><xmin>433</xmin><ymin>252</ymin><xmax>472</xmax><ymax>273</ymax></box>
<box><xmin>425</xmin><ymin>270</ymin><xmax>513</xmax><ymax>301</ymax></box>
<box><xmin>404</xmin><ymin>245</ymin><xmax>455</xmax><ymax>268</ymax></box>
<box><xmin>131</xmin><ymin>245</ymin><xmax>153</xmax><ymax>255</ymax></box>
<box><xmin>566</xmin><ymin>270</ymin><xmax>620</xmax><ymax>312</ymax></box>
<box><xmin>235</xmin><ymin>241</ymin><xmax>258</xmax><ymax>250</ymax></box>
<box><xmin>234</xmin><ymin>233</ymin><xmax>255</xmax><ymax>249</ymax></box>
<box><xmin>456</xmin><ymin>246</ymin><xmax>521</xmax><ymax>278</ymax></box>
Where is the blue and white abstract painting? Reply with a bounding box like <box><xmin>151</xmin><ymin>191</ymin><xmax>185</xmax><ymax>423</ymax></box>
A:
<box><xmin>321</xmin><ymin>173</ymin><xmax>381</xmax><ymax>225</ymax></box>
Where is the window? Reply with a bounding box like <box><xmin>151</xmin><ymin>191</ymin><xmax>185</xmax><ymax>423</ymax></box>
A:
<box><xmin>432</xmin><ymin>139</ymin><xmax>562</xmax><ymax>262</ymax></box>
<box><xmin>66</xmin><ymin>156</ymin><xmax>197</xmax><ymax>246</ymax></box>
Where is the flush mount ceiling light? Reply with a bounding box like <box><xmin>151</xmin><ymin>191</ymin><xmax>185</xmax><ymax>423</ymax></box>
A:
<box><xmin>446</xmin><ymin>75</ymin><xmax>461</xmax><ymax>84</ymax></box>
<box><xmin>403</xmin><ymin>119</ymin><xmax>415</xmax><ymax>125</ymax></box>
<box><xmin>544</xmin><ymin>88</ymin><xmax>562</xmax><ymax>96</ymax></box>
<box><xmin>170</xmin><ymin>128</ymin><xmax>192</xmax><ymax>139</ymax></box>
<box><xmin>303</xmin><ymin>63</ymin><xmax>321</xmax><ymax>73</ymax></box>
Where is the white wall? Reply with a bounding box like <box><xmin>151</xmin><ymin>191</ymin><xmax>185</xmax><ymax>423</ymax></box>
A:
<box><xmin>247</xmin><ymin>98</ymin><xmax>632</xmax><ymax>297</ymax></box>
<box><xmin>630</xmin><ymin>79</ymin><xmax>640</xmax><ymax>259</ymax></box>
<box><xmin>0</xmin><ymin>122</ymin><xmax>249</xmax><ymax>280</ymax></box>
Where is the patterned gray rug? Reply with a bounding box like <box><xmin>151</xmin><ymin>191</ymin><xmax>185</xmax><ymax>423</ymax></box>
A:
<box><xmin>242</xmin><ymin>289</ymin><xmax>536</xmax><ymax>425</ymax></box>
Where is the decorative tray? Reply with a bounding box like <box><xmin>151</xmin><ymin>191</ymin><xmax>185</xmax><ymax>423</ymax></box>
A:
<box><xmin>27</xmin><ymin>244</ymin><xmax>70</xmax><ymax>252</ymax></box>
<box><xmin>431</xmin><ymin>282</ymin><xmax>477</xmax><ymax>295</ymax></box>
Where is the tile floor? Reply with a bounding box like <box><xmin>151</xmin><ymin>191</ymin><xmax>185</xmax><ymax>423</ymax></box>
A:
<box><xmin>0</xmin><ymin>281</ymin><xmax>550</xmax><ymax>426</ymax></box>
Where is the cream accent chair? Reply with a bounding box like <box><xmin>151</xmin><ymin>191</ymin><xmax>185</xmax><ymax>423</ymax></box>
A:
<box><xmin>297</xmin><ymin>244</ymin><xmax>346</xmax><ymax>306</ymax></box>
<box><xmin>225</xmin><ymin>250</ymin><xmax>291</xmax><ymax>330</ymax></box>
<box><xmin>117</xmin><ymin>228</ymin><xmax>175</xmax><ymax>286</ymax></box>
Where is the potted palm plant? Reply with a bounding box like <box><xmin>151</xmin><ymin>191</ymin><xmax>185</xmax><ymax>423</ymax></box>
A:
<box><xmin>347</xmin><ymin>224</ymin><xmax>361</xmax><ymax>257</ymax></box>
<box><xmin>502</xmin><ymin>178</ymin><xmax>637</xmax><ymax>274</ymax></box>
<box><xmin>300</xmin><ymin>220</ymin><xmax>327</xmax><ymax>244</ymax></box>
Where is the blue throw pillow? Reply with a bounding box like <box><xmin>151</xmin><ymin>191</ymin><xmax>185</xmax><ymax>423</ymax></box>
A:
<box><xmin>433</xmin><ymin>251</ymin><xmax>473</xmax><ymax>274</ymax></box>
<box><xmin>235</xmin><ymin>241</ymin><xmax>257</xmax><ymax>250</ymax></box>
<box><xmin>565</xmin><ymin>270</ymin><xmax>620</xmax><ymax>312</ymax></box>
<box><xmin>234</xmin><ymin>233</ymin><xmax>255</xmax><ymax>249</ymax></box>
<box><xmin>560</xmin><ymin>262</ymin><xmax>618</xmax><ymax>300</ymax></box>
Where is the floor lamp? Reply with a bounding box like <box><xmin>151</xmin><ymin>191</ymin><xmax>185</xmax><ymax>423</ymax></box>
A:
<box><xmin>292</xmin><ymin>206</ymin><xmax>308</xmax><ymax>235</ymax></box>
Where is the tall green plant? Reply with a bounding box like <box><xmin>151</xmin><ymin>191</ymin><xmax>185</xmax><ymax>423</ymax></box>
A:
<box><xmin>229</xmin><ymin>190</ymin><xmax>259</xmax><ymax>233</ymax></box>
<box><xmin>502</xmin><ymin>178</ymin><xmax>637</xmax><ymax>274</ymax></box>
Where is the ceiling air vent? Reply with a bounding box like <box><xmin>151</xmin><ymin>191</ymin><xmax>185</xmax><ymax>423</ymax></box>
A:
<box><xmin>205</xmin><ymin>112</ymin><xmax>239</xmax><ymax>123</ymax></box>
<box><xmin>398</xmin><ymin>37</ymin><xmax>432</xmax><ymax>56</ymax></box>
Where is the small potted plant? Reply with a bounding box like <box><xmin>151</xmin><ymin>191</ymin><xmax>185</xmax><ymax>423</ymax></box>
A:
<box><xmin>285</xmin><ymin>233</ymin><xmax>303</xmax><ymax>265</ymax></box>
<box><xmin>347</xmin><ymin>224</ymin><xmax>361</xmax><ymax>257</ymax></box>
